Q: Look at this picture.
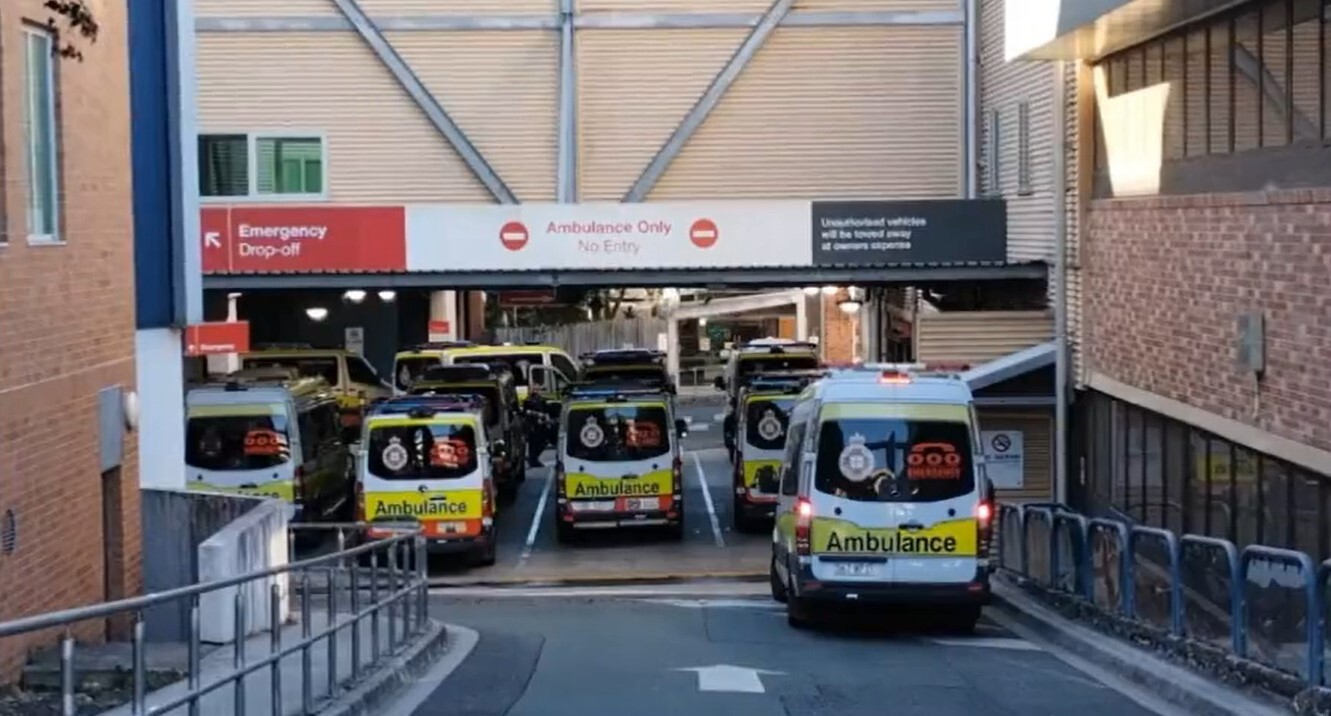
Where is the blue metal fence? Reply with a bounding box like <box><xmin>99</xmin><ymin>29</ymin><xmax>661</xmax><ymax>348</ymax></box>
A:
<box><xmin>997</xmin><ymin>502</ymin><xmax>1329</xmax><ymax>687</ymax></box>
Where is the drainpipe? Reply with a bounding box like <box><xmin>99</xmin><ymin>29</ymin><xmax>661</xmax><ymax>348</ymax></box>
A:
<box><xmin>1052</xmin><ymin>60</ymin><xmax>1070</xmax><ymax>506</ymax></box>
<box><xmin>963</xmin><ymin>0</ymin><xmax>979</xmax><ymax>198</ymax></box>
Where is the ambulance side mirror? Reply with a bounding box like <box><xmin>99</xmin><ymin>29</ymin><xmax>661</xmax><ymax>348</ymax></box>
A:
<box><xmin>713</xmin><ymin>376</ymin><xmax>726</xmax><ymax>391</ymax></box>
<box><xmin>675</xmin><ymin>419</ymin><xmax>689</xmax><ymax>438</ymax></box>
<box><xmin>491</xmin><ymin>440</ymin><xmax>509</xmax><ymax>459</ymax></box>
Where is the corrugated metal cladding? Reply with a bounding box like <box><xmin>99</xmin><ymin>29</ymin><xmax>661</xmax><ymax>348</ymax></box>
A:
<box><xmin>978</xmin><ymin>412</ymin><xmax>1053</xmax><ymax>501</ymax></box>
<box><xmin>193</xmin><ymin>0</ymin><xmax>554</xmax><ymax>16</ymax></box>
<box><xmin>578</xmin><ymin>23</ymin><xmax>962</xmax><ymax>200</ymax></box>
<box><xmin>978</xmin><ymin>0</ymin><xmax>1055</xmax><ymax>264</ymax></box>
<box><xmin>914</xmin><ymin>310</ymin><xmax>1054</xmax><ymax>365</ymax></box>
<box><xmin>196</xmin><ymin>30</ymin><xmax>557</xmax><ymax>203</ymax></box>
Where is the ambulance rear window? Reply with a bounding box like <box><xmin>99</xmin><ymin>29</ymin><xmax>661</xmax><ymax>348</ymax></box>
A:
<box><xmin>186</xmin><ymin>411</ymin><xmax>292</xmax><ymax>471</ymax></box>
<box><xmin>565</xmin><ymin>404</ymin><xmax>670</xmax><ymax>463</ymax></box>
<box><xmin>814</xmin><ymin>419</ymin><xmax>975</xmax><ymax>502</ymax></box>
<box><xmin>243</xmin><ymin>357</ymin><xmax>339</xmax><ymax>386</ymax></box>
<box><xmin>744</xmin><ymin>396</ymin><xmax>796</xmax><ymax>451</ymax></box>
<box><xmin>395</xmin><ymin>357</ymin><xmax>442</xmax><ymax>391</ymax></box>
<box><xmin>737</xmin><ymin>354</ymin><xmax>819</xmax><ymax>377</ymax></box>
<box><xmin>454</xmin><ymin>353</ymin><xmax>535</xmax><ymax>381</ymax></box>
<box><xmin>366</xmin><ymin>423</ymin><xmax>478</xmax><ymax>480</ymax></box>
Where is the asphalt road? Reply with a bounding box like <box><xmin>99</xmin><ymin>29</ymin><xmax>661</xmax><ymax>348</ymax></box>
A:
<box><xmin>428</xmin><ymin>399</ymin><xmax>768</xmax><ymax>586</ymax></box>
<box><xmin>388</xmin><ymin>591</ymin><xmax>1171</xmax><ymax>716</ymax></box>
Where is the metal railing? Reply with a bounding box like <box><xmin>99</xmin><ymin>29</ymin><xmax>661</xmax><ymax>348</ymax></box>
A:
<box><xmin>0</xmin><ymin>523</ymin><xmax>430</xmax><ymax>716</ymax></box>
<box><xmin>997</xmin><ymin>503</ymin><xmax>1329</xmax><ymax>688</ymax></box>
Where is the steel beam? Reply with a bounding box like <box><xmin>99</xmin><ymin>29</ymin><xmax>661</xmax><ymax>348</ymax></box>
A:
<box><xmin>196</xmin><ymin>10</ymin><xmax>960</xmax><ymax>33</ymax></box>
<box><xmin>556</xmin><ymin>0</ymin><xmax>578</xmax><ymax>202</ymax></box>
<box><xmin>622</xmin><ymin>0</ymin><xmax>795</xmax><ymax>202</ymax></box>
<box><xmin>671</xmin><ymin>290</ymin><xmax>804</xmax><ymax>321</ymax></box>
<box><xmin>1232</xmin><ymin>44</ymin><xmax>1318</xmax><ymax>141</ymax></box>
<box><xmin>329</xmin><ymin>0</ymin><xmax>518</xmax><ymax>203</ymax></box>
<box><xmin>202</xmin><ymin>263</ymin><xmax>1047</xmax><ymax>291</ymax></box>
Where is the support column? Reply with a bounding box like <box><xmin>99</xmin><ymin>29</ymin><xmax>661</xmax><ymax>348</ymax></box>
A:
<box><xmin>429</xmin><ymin>290</ymin><xmax>459</xmax><ymax>341</ymax></box>
<box><xmin>666</xmin><ymin>318</ymin><xmax>681</xmax><ymax>385</ymax></box>
<box><xmin>795</xmin><ymin>296</ymin><xmax>808</xmax><ymax>341</ymax></box>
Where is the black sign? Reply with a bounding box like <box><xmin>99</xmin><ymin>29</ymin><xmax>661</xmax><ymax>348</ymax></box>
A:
<box><xmin>810</xmin><ymin>199</ymin><xmax>1007</xmax><ymax>266</ymax></box>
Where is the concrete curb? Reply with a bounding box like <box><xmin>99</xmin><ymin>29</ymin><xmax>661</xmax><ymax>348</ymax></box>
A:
<box><xmin>317</xmin><ymin>620</ymin><xmax>453</xmax><ymax>716</ymax></box>
<box><xmin>990</xmin><ymin>580</ymin><xmax>1291</xmax><ymax>716</ymax></box>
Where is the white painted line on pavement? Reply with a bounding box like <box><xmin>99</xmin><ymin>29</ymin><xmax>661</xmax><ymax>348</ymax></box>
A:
<box><xmin>519</xmin><ymin>466</ymin><xmax>554</xmax><ymax>565</ymax></box>
<box><xmin>431</xmin><ymin>582</ymin><xmax>771</xmax><ymax>599</ymax></box>
<box><xmin>689</xmin><ymin>423</ymin><xmax>712</xmax><ymax>432</ymax></box>
<box><xmin>675</xmin><ymin>664</ymin><xmax>782</xmax><ymax>693</ymax></box>
<box><xmin>713</xmin><ymin>412</ymin><xmax>726</xmax><ymax>421</ymax></box>
<box><xmin>376</xmin><ymin>625</ymin><xmax>480</xmax><ymax>716</ymax></box>
<box><xmin>691</xmin><ymin>451</ymin><xmax>726</xmax><ymax>548</ymax></box>
<box><xmin>927</xmin><ymin>637</ymin><xmax>1043</xmax><ymax>651</ymax></box>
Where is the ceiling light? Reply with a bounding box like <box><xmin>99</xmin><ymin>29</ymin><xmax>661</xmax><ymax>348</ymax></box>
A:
<box><xmin>378</xmin><ymin>290</ymin><xmax>397</xmax><ymax>302</ymax></box>
<box><xmin>698</xmin><ymin>317</ymin><xmax>708</xmax><ymax>327</ymax></box>
<box><xmin>305</xmin><ymin>307</ymin><xmax>329</xmax><ymax>321</ymax></box>
<box><xmin>344</xmin><ymin>290</ymin><xmax>367</xmax><ymax>303</ymax></box>
<box><xmin>821</xmin><ymin>286</ymin><xmax>839</xmax><ymax>296</ymax></box>
<box><xmin>838</xmin><ymin>299</ymin><xmax>862</xmax><ymax>315</ymax></box>
<box><xmin>802</xmin><ymin>287</ymin><xmax>820</xmax><ymax>296</ymax></box>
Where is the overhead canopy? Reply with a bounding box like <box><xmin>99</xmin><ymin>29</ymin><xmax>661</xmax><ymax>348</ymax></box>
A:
<box><xmin>962</xmin><ymin>341</ymin><xmax>1057</xmax><ymax>407</ymax></box>
<box><xmin>1005</xmin><ymin>0</ymin><xmax>1238</xmax><ymax>62</ymax></box>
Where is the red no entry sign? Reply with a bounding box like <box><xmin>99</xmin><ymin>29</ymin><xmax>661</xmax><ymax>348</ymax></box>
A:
<box><xmin>500</xmin><ymin>221</ymin><xmax>529</xmax><ymax>251</ymax></box>
<box><xmin>689</xmin><ymin>219</ymin><xmax>718</xmax><ymax>248</ymax></box>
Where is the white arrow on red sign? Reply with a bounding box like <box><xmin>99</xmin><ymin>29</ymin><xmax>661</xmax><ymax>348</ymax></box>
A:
<box><xmin>499</xmin><ymin>221</ymin><xmax>529</xmax><ymax>251</ymax></box>
<box><xmin>689</xmin><ymin>219</ymin><xmax>718</xmax><ymax>248</ymax></box>
<box><xmin>204</xmin><ymin>231</ymin><xmax>222</xmax><ymax>248</ymax></box>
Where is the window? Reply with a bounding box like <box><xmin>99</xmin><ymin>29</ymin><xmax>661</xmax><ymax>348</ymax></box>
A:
<box><xmin>346</xmin><ymin>357</ymin><xmax>382</xmax><ymax>386</ymax></box>
<box><xmin>366</xmin><ymin>422</ymin><xmax>479</xmax><ymax>481</ymax></box>
<box><xmin>744</xmin><ymin>395</ymin><xmax>796</xmax><ymax>451</ymax></box>
<box><xmin>780</xmin><ymin>421</ymin><xmax>808</xmax><ymax>497</ymax></box>
<box><xmin>24</xmin><ymin>28</ymin><xmax>59</xmax><ymax>243</ymax></box>
<box><xmin>241</xmin><ymin>356</ymin><xmax>340</xmax><ymax>387</ymax></box>
<box><xmin>198</xmin><ymin>135</ymin><xmax>247</xmax><ymax>197</ymax></box>
<box><xmin>986</xmin><ymin>109</ymin><xmax>1001</xmax><ymax>195</ymax></box>
<box><xmin>257</xmin><ymin>137</ymin><xmax>323</xmax><ymax>195</ymax></box>
<box><xmin>198</xmin><ymin>133</ymin><xmax>326</xmax><ymax>199</ymax></box>
<box><xmin>187</xmin><ymin>410</ymin><xmax>292</xmax><ymax>471</ymax></box>
<box><xmin>551</xmin><ymin>354</ymin><xmax>579</xmax><ymax>382</ymax></box>
<box><xmin>813</xmin><ymin>417</ymin><xmax>976</xmax><ymax>503</ymax></box>
<box><xmin>564</xmin><ymin>404</ymin><xmax>671</xmax><ymax>462</ymax></box>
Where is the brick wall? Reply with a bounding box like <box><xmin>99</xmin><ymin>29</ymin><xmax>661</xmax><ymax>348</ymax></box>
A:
<box><xmin>820</xmin><ymin>290</ymin><xmax>858</xmax><ymax>364</ymax></box>
<box><xmin>0</xmin><ymin>0</ymin><xmax>139</xmax><ymax>677</ymax></box>
<box><xmin>1084</xmin><ymin>188</ymin><xmax>1331</xmax><ymax>454</ymax></box>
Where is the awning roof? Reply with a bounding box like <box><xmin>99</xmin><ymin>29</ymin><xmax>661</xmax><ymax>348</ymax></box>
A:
<box><xmin>1005</xmin><ymin>0</ymin><xmax>1240</xmax><ymax>62</ymax></box>
<box><xmin>962</xmin><ymin>340</ymin><xmax>1057</xmax><ymax>392</ymax></box>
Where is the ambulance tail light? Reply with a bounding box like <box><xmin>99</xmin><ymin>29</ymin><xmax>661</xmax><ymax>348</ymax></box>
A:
<box><xmin>794</xmin><ymin>498</ymin><xmax>814</xmax><ymax>556</ymax></box>
<box><xmin>555</xmin><ymin>463</ymin><xmax>566</xmax><ymax>498</ymax></box>
<box><xmin>355</xmin><ymin>480</ymin><xmax>366</xmax><ymax>522</ymax></box>
<box><xmin>293</xmin><ymin>465</ymin><xmax>306</xmax><ymax>501</ymax></box>
<box><xmin>482</xmin><ymin>483</ymin><xmax>494</xmax><ymax>518</ymax></box>
<box><xmin>976</xmin><ymin>500</ymin><xmax>994</xmax><ymax>557</ymax></box>
<box><xmin>672</xmin><ymin>457</ymin><xmax>683</xmax><ymax>493</ymax></box>
<box><xmin>879</xmin><ymin>371</ymin><xmax>911</xmax><ymax>385</ymax></box>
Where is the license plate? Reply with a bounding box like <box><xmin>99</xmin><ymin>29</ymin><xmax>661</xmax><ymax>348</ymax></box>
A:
<box><xmin>622</xmin><ymin>497</ymin><xmax>659</xmax><ymax>511</ymax></box>
<box><xmin>430</xmin><ymin>521</ymin><xmax>467</xmax><ymax>536</ymax></box>
<box><xmin>832</xmin><ymin>562</ymin><xmax>881</xmax><ymax>578</ymax></box>
<box><xmin>573</xmin><ymin>500</ymin><xmax>615</xmax><ymax>512</ymax></box>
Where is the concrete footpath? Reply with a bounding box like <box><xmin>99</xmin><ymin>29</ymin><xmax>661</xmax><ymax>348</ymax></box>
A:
<box><xmin>94</xmin><ymin>607</ymin><xmax>450</xmax><ymax>716</ymax></box>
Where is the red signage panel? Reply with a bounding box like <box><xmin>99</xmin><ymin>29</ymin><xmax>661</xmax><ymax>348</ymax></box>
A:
<box><xmin>184</xmin><ymin>321</ymin><xmax>251</xmax><ymax>356</ymax></box>
<box><xmin>200</xmin><ymin>206</ymin><xmax>407</xmax><ymax>274</ymax></box>
<box><xmin>201</xmin><ymin>207</ymin><xmax>232</xmax><ymax>272</ymax></box>
<box><xmin>498</xmin><ymin>290</ymin><xmax>558</xmax><ymax>306</ymax></box>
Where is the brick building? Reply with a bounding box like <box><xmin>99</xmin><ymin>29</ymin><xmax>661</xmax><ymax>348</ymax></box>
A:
<box><xmin>0</xmin><ymin>0</ymin><xmax>140</xmax><ymax>674</ymax></box>
<box><xmin>999</xmin><ymin>0</ymin><xmax>1331</xmax><ymax>558</ymax></box>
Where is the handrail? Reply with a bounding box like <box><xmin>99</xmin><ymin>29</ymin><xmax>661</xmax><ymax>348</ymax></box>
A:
<box><xmin>995</xmin><ymin>501</ymin><xmax>1331</xmax><ymax>689</ymax></box>
<box><xmin>0</xmin><ymin>522</ymin><xmax>433</xmax><ymax>716</ymax></box>
<box><xmin>0</xmin><ymin>525</ymin><xmax>420</xmax><ymax>639</ymax></box>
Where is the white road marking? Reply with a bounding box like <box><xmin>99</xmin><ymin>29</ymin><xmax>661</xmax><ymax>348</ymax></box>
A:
<box><xmin>927</xmin><ymin>637</ymin><xmax>1043</xmax><ymax>651</ymax></box>
<box><xmin>691</xmin><ymin>451</ymin><xmax>725</xmax><ymax>548</ymax></box>
<box><xmin>675</xmin><ymin>664</ymin><xmax>782</xmax><ymax>694</ymax></box>
<box><xmin>431</xmin><ymin>582</ymin><xmax>771</xmax><ymax>599</ymax></box>
<box><xmin>713</xmin><ymin>412</ymin><xmax>726</xmax><ymax>421</ymax></box>
<box><xmin>642</xmin><ymin>598</ymin><xmax>778</xmax><ymax>609</ymax></box>
<box><xmin>688</xmin><ymin>423</ymin><xmax>712</xmax><ymax>432</ymax></box>
<box><xmin>520</xmin><ymin>466</ymin><xmax>554</xmax><ymax>564</ymax></box>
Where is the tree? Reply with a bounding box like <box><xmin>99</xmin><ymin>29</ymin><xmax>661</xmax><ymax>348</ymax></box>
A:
<box><xmin>45</xmin><ymin>1</ymin><xmax>99</xmax><ymax>61</ymax></box>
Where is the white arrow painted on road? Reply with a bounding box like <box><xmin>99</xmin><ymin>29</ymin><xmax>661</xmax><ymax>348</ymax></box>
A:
<box><xmin>675</xmin><ymin>664</ymin><xmax>783</xmax><ymax>693</ymax></box>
